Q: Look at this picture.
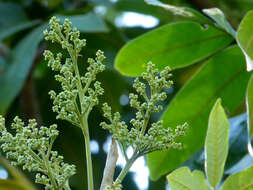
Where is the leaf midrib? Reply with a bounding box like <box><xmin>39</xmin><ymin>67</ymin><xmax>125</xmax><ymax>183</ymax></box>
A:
<box><xmin>209</xmin><ymin>109</ymin><xmax>219</xmax><ymax>188</ymax></box>
<box><xmin>121</xmin><ymin>33</ymin><xmax>231</xmax><ymax>68</ymax></box>
<box><xmin>169</xmin><ymin>178</ymin><xmax>192</xmax><ymax>190</ymax></box>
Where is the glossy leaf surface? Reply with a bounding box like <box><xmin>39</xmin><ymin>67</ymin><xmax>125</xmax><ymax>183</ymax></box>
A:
<box><xmin>147</xmin><ymin>46</ymin><xmax>251</xmax><ymax>180</ymax></box>
<box><xmin>0</xmin><ymin>156</ymin><xmax>37</xmax><ymax>190</ymax></box>
<box><xmin>145</xmin><ymin>0</ymin><xmax>212</xmax><ymax>24</ymax></box>
<box><xmin>115</xmin><ymin>21</ymin><xmax>233</xmax><ymax>76</ymax></box>
<box><xmin>0</xmin><ymin>20</ymin><xmax>41</xmax><ymax>41</ymax></box>
<box><xmin>246</xmin><ymin>74</ymin><xmax>253</xmax><ymax>136</ymax></box>
<box><xmin>58</xmin><ymin>13</ymin><xmax>109</xmax><ymax>33</ymax></box>
<box><xmin>237</xmin><ymin>10</ymin><xmax>253</xmax><ymax>71</ymax></box>
<box><xmin>203</xmin><ymin>8</ymin><xmax>236</xmax><ymax>37</ymax></box>
<box><xmin>246</xmin><ymin>74</ymin><xmax>253</xmax><ymax>155</ymax></box>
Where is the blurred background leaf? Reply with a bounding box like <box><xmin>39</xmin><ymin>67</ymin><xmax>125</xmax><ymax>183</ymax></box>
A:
<box><xmin>0</xmin><ymin>156</ymin><xmax>37</xmax><ymax>190</ymax></box>
<box><xmin>0</xmin><ymin>23</ymin><xmax>47</xmax><ymax>115</ymax></box>
<box><xmin>202</xmin><ymin>8</ymin><xmax>236</xmax><ymax>37</ymax></box>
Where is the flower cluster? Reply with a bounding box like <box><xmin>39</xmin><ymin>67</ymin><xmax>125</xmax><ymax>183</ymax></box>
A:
<box><xmin>106</xmin><ymin>182</ymin><xmax>122</xmax><ymax>190</ymax></box>
<box><xmin>101</xmin><ymin>62</ymin><xmax>188</xmax><ymax>157</ymax></box>
<box><xmin>44</xmin><ymin>16</ymin><xmax>105</xmax><ymax>126</ymax></box>
<box><xmin>0</xmin><ymin>115</ymin><xmax>76</xmax><ymax>190</ymax></box>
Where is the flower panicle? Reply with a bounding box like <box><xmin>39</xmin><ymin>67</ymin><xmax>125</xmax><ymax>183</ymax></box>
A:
<box><xmin>0</xmin><ymin>115</ymin><xmax>76</xmax><ymax>189</ymax></box>
<box><xmin>101</xmin><ymin>62</ymin><xmax>188</xmax><ymax>155</ymax></box>
<box><xmin>43</xmin><ymin>16</ymin><xmax>106</xmax><ymax>125</ymax></box>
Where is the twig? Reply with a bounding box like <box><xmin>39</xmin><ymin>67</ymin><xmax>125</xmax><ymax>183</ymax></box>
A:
<box><xmin>100</xmin><ymin>138</ymin><xmax>118</xmax><ymax>190</ymax></box>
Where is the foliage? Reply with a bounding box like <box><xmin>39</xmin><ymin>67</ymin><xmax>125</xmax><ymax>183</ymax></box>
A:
<box><xmin>115</xmin><ymin>0</ymin><xmax>253</xmax><ymax>180</ymax></box>
<box><xmin>167</xmin><ymin>99</ymin><xmax>253</xmax><ymax>190</ymax></box>
<box><xmin>246</xmin><ymin>74</ymin><xmax>253</xmax><ymax>156</ymax></box>
<box><xmin>101</xmin><ymin>62</ymin><xmax>187</xmax><ymax>187</ymax></box>
<box><xmin>1</xmin><ymin>0</ymin><xmax>253</xmax><ymax>189</ymax></box>
<box><xmin>0</xmin><ymin>17</ymin><xmax>188</xmax><ymax>190</ymax></box>
<box><xmin>0</xmin><ymin>116</ymin><xmax>75</xmax><ymax>190</ymax></box>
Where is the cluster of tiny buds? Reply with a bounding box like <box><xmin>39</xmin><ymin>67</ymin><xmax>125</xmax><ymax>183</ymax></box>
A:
<box><xmin>44</xmin><ymin>16</ymin><xmax>86</xmax><ymax>53</ymax></box>
<box><xmin>44</xmin><ymin>17</ymin><xmax>106</xmax><ymax>125</ymax></box>
<box><xmin>101</xmin><ymin>62</ymin><xmax>188</xmax><ymax>156</ymax></box>
<box><xmin>0</xmin><ymin>115</ymin><xmax>76</xmax><ymax>189</ymax></box>
<box><xmin>105</xmin><ymin>181</ymin><xmax>122</xmax><ymax>190</ymax></box>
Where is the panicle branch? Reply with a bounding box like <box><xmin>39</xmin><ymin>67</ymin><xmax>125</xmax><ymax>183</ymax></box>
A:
<box><xmin>100</xmin><ymin>62</ymin><xmax>188</xmax><ymax>189</ymax></box>
<box><xmin>0</xmin><ymin>115</ymin><xmax>76</xmax><ymax>190</ymax></box>
<box><xmin>44</xmin><ymin>16</ymin><xmax>105</xmax><ymax>126</ymax></box>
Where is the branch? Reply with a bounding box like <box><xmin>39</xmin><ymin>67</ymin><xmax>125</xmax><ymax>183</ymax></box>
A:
<box><xmin>100</xmin><ymin>138</ymin><xmax>118</xmax><ymax>190</ymax></box>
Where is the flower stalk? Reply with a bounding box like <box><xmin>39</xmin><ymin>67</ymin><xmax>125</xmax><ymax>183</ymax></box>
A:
<box><xmin>43</xmin><ymin>16</ymin><xmax>105</xmax><ymax>190</ymax></box>
<box><xmin>82</xmin><ymin>117</ymin><xmax>94</xmax><ymax>190</ymax></box>
<box><xmin>0</xmin><ymin>17</ymin><xmax>188</xmax><ymax>190</ymax></box>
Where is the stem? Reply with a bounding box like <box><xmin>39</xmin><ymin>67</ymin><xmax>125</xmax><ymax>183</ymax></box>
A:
<box><xmin>72</xmin><ymin>53</ymin><xmax>85</xmax><ymax>113</ymax></box>
<box><xmin>140</xmin><ymin>108</ymin><xmax>152</xmax><ymax>136</ymax></box>
<box><xmin>42</xmin><ymin>154</ymin><xmax>58</xmax><ymax>190</ymax></box>
<box><xmin>47</xmin><ymin>136</ymin><xmax>56</xmax><ymax>159</ymax></box>
<box><xmin>81</xmin><ymin>118</ymin><xmax>94</xmax><ymax>190</ymax></box>
<box><xmin>115</xmin><ymin>155</ymin><xmax>137</xmax><ymax>184</ymax></box>
<box><xmin>63</xmin><ymin>181</ymin><xmax>71</xmax><ymax>190</ymax></box>
<box><xmin>119</xmin><ymin>142</ymin><xmax>129</xmax><ymax>162</ymax></box>
<box><xmin>64</xmin><ymin>185</ymin><xmax>71</xmax><ymax>190</ymax></box>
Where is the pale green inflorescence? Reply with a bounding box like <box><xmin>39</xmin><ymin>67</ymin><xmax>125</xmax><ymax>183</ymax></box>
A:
<box><xmin>0</xmin><ymin>115</ymin><xmax>76</xmax><ymax>190</ymax></box>
<box><xmin>0</xmin><ymin>16</ymin><xmax>188</xmax><ymax>190</ymax></box>
<box><xmin>106</xmin><ymin>182</ymin><xmax>122</xmax><ymax>190</ymax></box>
<box><xmin>44</xmin><ymin>16</ymin><xmax>105</xmax><ymax>125</ymax></box>
<box><xmin>101</xmin><ymin>62</ymin><xmax>188</xmax><ymax>158</ymax></box>
<box><xmin>43</xmin><ymin>16</ymin><xmax>106</xmax><ymax>190</ymax></box>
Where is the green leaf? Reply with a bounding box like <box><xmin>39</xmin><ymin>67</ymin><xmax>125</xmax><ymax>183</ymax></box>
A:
<box><xmin>0</xmin><ymin>23</ymin><xmax>48</xmax><ymax>115</ymax></box>
<box><xmin>237</xmin><ymin>10</ymin><xmax>253</xmax><ymax>71</ymax></box>
<box><xmin>0</xmin><ymin>2</ymin><xmax>27</xmax><ymax>27</ymax></box>
<box><xmin>246</xmin><ymin>74</ymin><xmax>253</xmax><ymax>155</ymax></box>
<box><xmin>202</xmin><ymin>8</ymin><xmax>236</xmax><ymax>38</ymax></box>
<box><xmin>0</xmin><ymin>20</ymin><xmax>41</xmax><ymax>41</ymax></box>
<box><xmin>0</xmin><ymin>156</ymin><xmax>37</xmax><ymax>190</ymax></box>
<box><xmin>0</xmin><ymin>179</ymin><xmax>26</xmax><ymax>190</ymax></box>
<box><xmin>0</xmin><ymin>56</ymin><xmax>5</xmax><ymax>72</ymax></box>
<box><xmin>220</xmin><ymin>165</ymin><xmax>253</xmax><ymax>190</ymax></box>
<box><xmin>57</xmin><ymin>13</ymin><xmax>109</xmax><ymax>33</ymax></box>
<box><xmin>167</xmin><ymin>167</ymin><xmax>209</xmax><ymax>190</ymax></box>
<box><xmin>246</xmin><ymin>74</ymin><xmax>253</xmax><ymax>136</ymax></box>
<box><xmin>40</xmin><ymin>0</ymin><xmax>63</xmax><ymax>8</ymax></box>
<box><xmin>205</xmin><ymin>99</ymin><xmax>229</xmax><ymax>189</ymax></box>
<box><xmin>115</xmin><ymin>21</ymin><xmax>233</xmax><ymax>76</ymax></box>
<box><xmin>147</xmin><ymin>45</ymin><xmax>251</xmax><ymax>180</ymax></box>
<box><xmin>145</xmin><ymin>0</ymin><xmax>212</xmax><ymax>24</ymax></box>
